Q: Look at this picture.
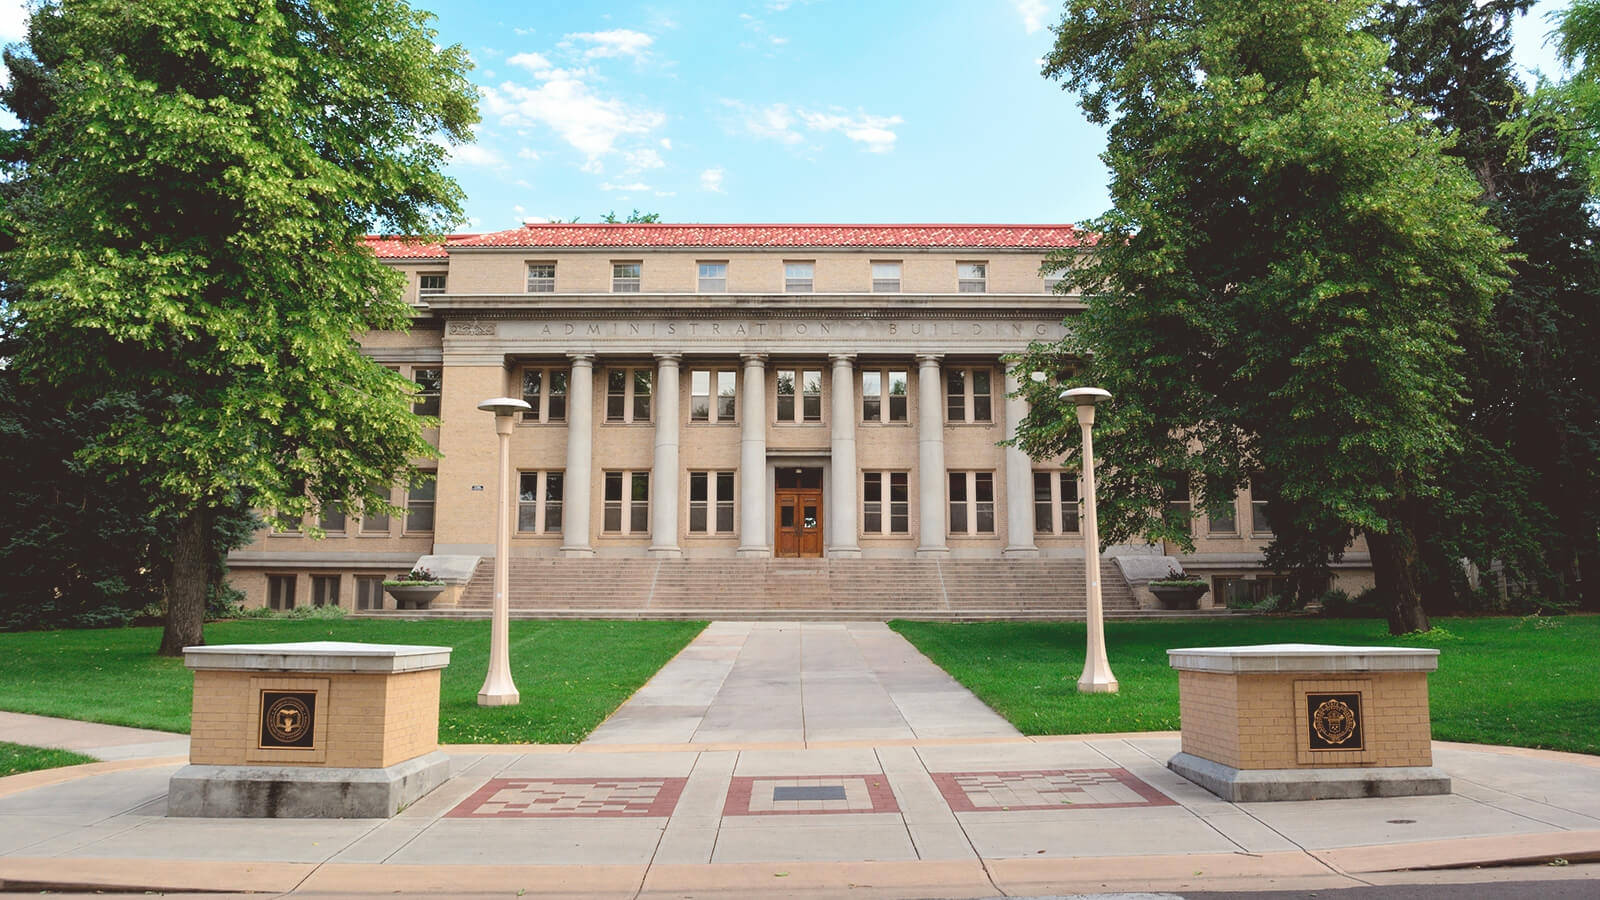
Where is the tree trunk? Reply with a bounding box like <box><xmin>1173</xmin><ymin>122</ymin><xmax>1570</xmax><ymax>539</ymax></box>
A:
<box><xmin>158</xmin><ymin>506</ymin><xmax>213</xmax><ymax>656</ymax></box>
<box><xmin>1367</xmin><ymin>526</ymin><xmax>1431</xmax><ymax>634</ymax></box>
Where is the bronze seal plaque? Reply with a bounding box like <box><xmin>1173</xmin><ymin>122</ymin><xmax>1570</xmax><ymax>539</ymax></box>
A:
<box><xmin>259</xmin><ymin>690</ymin><xmax>316</xmax><ymax>749</ymax></box>
<box><xmin>1306</xmin><ymin>692</ymin><xmax>1363</xmax><ymax>750</ymax></box>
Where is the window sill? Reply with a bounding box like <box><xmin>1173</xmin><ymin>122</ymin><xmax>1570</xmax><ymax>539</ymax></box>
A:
<box><xmin>685</xmin><ymin>532</ymin><xmax>737</xmax><ymax>540</ymax></box>
<box><xmin>686</xmin><ymin>421</ymin><xmax>739</xmax><ymax>427</ymax></box>
<box><xmin>601</xmin><ymin>421</ymin><xmax>654</xmax><ymax>427</ymax></box>
<box><xmin>948</xmin><ymin>532</ymin><xmax>999</xmax><ymax>539</ymax></box>
<box><xmin>861</xmin><ymin>421</ymin><xmax>913</xmax><ymax>427</ymax></box>
<box><xmin>945</xmin><ymin>421</ymin><xmax>997</xmax><ymax>428</ymax></box>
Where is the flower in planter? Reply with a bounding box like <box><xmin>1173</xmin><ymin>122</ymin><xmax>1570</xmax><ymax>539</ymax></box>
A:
<box><xmin>384</xmin><ymin>565</ymin><xmax>443</xmax><ymax>587</ymax></box>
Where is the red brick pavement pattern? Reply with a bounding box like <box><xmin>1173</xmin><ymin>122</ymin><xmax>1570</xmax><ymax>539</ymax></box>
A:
<box><xmin>723</xmin><ymin>774</ymin><xmax>900</xmax><ymax>816</ymax></box>
<box><xmin>930</xmin><ymin>768</ymin><xmax>1177</xmax><ymax>813</ymax></box>
<box><xmin>447</xmin><ymin>777</ymin><xmax>687</xmax><ymax>818</ymax></box>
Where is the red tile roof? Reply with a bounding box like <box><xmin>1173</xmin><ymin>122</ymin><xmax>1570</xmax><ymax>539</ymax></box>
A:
<box><xmin>447</xmin><ymin>223</ymin><xmax>1091</xmax><ymax>250</ymax></box>
<box><xmin>363</xmin><ymin>234</ymin><xmax>482</xmax><ymax>259</ymax></box>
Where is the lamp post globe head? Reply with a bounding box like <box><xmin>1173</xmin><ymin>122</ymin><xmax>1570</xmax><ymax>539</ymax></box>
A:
<box><xmin>1058</xmin><ymin>386</ymin><xmax>1112</xmax><ymax>407</ymax></box>
<box><xmin>476</xmin><ymin>397</ymin><xmax>532</xmax><ymax>418</ymax></box>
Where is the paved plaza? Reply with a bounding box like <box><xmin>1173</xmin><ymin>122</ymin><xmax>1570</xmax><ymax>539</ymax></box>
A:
<box><xmin>0</xmin><ymin>622</ymin><xmax>1598</xmax><ymax>896</ymax></box>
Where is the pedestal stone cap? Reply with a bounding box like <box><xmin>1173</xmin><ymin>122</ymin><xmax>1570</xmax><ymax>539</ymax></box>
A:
<box><xmin>1167</xmin><ymin>643</ymin><xmax>1438</xmax><ymax>674</ymax></box>
<box><xmin>183</xmin><ymin>641</ymin><xmax>452</xmax><ymax>674</ymax></box>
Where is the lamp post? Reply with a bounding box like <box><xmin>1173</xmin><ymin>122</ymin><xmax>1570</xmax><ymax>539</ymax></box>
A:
<box><xmin>476</xmin><ymin>396</ymin><xmax>531</xmax><ymax>707</ymax></box>
<box><xmin>1061</xmin><ymin>387</ymin><xmax>1118</xmax><ymax>694</ymax></box>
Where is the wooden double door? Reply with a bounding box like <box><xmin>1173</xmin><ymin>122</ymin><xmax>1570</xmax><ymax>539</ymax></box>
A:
<box><xmin>774</xmin><ymin>467</ymin><xmax>824</xmax><ymax>558</ymax></box>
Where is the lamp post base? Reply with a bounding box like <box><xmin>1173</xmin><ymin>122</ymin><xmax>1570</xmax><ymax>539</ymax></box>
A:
<box><xmin>1077</xmin><ymin>675</ymin><xmax>1119</xmax><ymax>694</ymax></box>
<box><xmin>477</xmin><ymin>689</ymin><xmax>521</xmax><ymax>707</ymax></box>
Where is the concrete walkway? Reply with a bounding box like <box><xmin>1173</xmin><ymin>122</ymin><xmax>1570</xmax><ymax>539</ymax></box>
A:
<box><xmin>584</xmin><ymin>621</ymin><xmax>1020</xmax><ymax>745</ymax></box>
<box><xmin>0</xmin><ymin>711</ymin><xmax>188</xmax><ymax>762</ymax></box>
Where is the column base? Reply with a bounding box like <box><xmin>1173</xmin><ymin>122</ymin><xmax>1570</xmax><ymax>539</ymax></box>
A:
<box><xmin>826</xmin><ymin>547</ymin><xmax>862</xmax><ymax>559</ymax></box>
<box><xmin>915</xmin><ymin>546</ymin><xmax>950</xmax><ymax>558</ymax></box>
<box><xmin>560</xmin><ymin>545</ymin><xmax>596</xmax><ymax>558</ymax></box>
<box><xmin>1002</xmin><ymin>546</ymin><xmax>1041</xmax><ymax>558</ymax></box>
<box><xmin>736</xmin><ymin>546</ymin><xmax>772</xmax><ymax>558</ymax></box>
<box><xmin>1076</xmin><ymin>675</ymin><xmax>1119</xmax><ymax>694</ymax></box>
<box><xmin>168</xmin><ymin>751</ymin><xmax>451</xmax><ymax>819</ymax></box>
<box><xmin>477</xmin><ymin>688</ymin><xmax>521</xmax><ymax>707</ymax></box>
<box><xmin>1167</xmin><ymin>753</ymin><xmax>1451</xmax><ymax>803</ymax></box>
<box><xmin>647</xmin><ymin>546</ymin><xmax>683</xmax><ymax>558</ymax></box>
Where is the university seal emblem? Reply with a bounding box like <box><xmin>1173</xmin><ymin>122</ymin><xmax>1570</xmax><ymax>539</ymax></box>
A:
<box><xmin>258</xmin><ymin>690</ymin><xmax>317</xmax><ymax>749</ymax></box>
<box><xmin>1312</xmin><ymin>698</ymin><xmax>1358</xmax><ymax>745</ymax></box>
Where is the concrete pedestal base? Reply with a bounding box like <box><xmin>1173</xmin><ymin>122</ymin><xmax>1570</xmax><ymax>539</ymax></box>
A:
<box><xmin>168</xmin><ymin>750</ymin><xmax>451</xmax><ymax>818</ymax></box>
<box><xmin>1168</xmin><ymin>751</ymin><xmax>1451</xmax><ymax>803</ymax></box>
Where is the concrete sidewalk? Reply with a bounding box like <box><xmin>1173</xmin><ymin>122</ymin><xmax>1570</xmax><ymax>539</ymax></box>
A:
<box><xmin>0</xmin><ymin>710</ymin><xmax>189</xmax><ymax>762</ymax></box>
<box><xmin>1</xmin><ymin>731</ymin><xmax>1598</xmax><ymax>897</ymax></box>
<box><xmin>585</xmin><ymin>621</ymin><xmax>1019</xmax><ymax>744</ymax></box>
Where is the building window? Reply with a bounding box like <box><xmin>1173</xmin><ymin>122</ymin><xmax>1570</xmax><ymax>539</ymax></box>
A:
<box><xmin>412</xmin><ymin>367</ymin><xmax>441</xmax><ymax>417</ymax></box>
<box><xmin>360</xmin><ymin>489</ymin><xmax>390</xmax><ymax>534</ymax></box>
<box><xmin>784</xmin><ymin>261</ymin><xmax>814</xmax><ymax>293</ymax></box>
<box><xmin>526</xmin><ymin>262</ymin><xmax>556</xmax><ymax>292</ymax></box>
<box><xmin>1209</xmin><ymin>493</ymin><xmax>1238</xmax><ymax>535</ymax></box>
<box><xmin>1165</xmin><ymin>479</ymin><xmax>1193</xmax><ymax>536</ymax></box>
<box><xmin>949</xmin><ymin>471</ymin><xmax>996</xmax><ymax>534</ymax></box>
<box><xmin>406</xmin><ymin>475</ymin><xmax>435</xmax><ymax>533</ymax></box>
<box><xmin>319</xmin><ymin>506</ymin><xmax>346</xmax><ymax>533</ymax></box>
<box><xmin>311</xmin><ymin>574</ymin><xmax>340</xmax><ymax>608</ymax></box>
<box><xmin>945</xmin><ymin>367</ymin><xmax>992</xmax><ymax>423</ymax></box>
<box><xmin>605</xmin><ymin>367</ymin><xmax>652</xmax><ymax>423</ymax></box>
<box><xmin>689</xmin><ymin>471</ymin><xmax>735</xmax><ymax>534</ymax></box>
<box><xmin>418</xmin><ymin>273</ymin><xmax>447</xmax><ymax>296</ymax></box>
<box><xmin>1043</xmin><ymin>273</ymin><xmax>1064</xmax><ymax>293</ymax></box>
<box><xmin>698</xmin><ymin>261</ymin><xmax>727</xmax><ymax>292</ymax></box>
<box><xmin>518</xmin><ymin>471</ymin><xmax>564</xmax><ymax>533</ymax></box>
<box><xmin>603</xmin><ymin>471</ymin><xmax>650</xmax><ymax>534</ymax></box>
<box><xmin>776</xmin><ymin>368</ymin><xmax>823</xmax><ymax>423</ymax></box>
<box><xmin>690</xmin><ymin>369</ymin><xmax>737</xmax><ymax>423</ymax></box>
<box><xmin>1250</xmin><ymin>479</ymin><xmax>1272</xmax><ymax>535</ymax></box>
<box><xmin>872</xmin><ymin>261</ymin><xmax>901</xmax><ymax>293</ymax></box>
<box><xmin>272</xmin><ymin>512</ymin><xmax>301</xmax><ymax>533</ymax></box>
<box><xmin>861</xmin><ymin>368</ymin><xmax>909</xmax><ymax>423</ymax></box>
<box><xmin>521</xmin><ymin>366</ymin><xmax>569</xmax><ymax>423</ymax></box>
<box><xmin>268</xmin><ymin>575</ymin><xmax>296</xmax><ymax>610</ymax></box>
<box><xmin>355</xmin><ymin>575</ymin><xmax>384</xmax><ymax>611</ymax></box>
<box><xmin>863</xmin><ymin>471</ymin><xmax>910</xmax><ymax>534</ymax></box>
<box><xmin>957</xmin><ymin>262</ymin><xmax>987</xmax><ymax>293</ymax></box>
<box><xmin>612</xmin><ymin>261</ymin><xmax>641</xmax><ymax>292</ymax></box>
<box><xmin>1033</xmin><ymin>471</ymin><xmax>1080</xmax><ymax>534</ymax></box>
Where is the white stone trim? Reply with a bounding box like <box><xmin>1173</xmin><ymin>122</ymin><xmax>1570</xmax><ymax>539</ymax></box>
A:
<box><xmin>1166</xmin><ymin>643</ymin><xmax>1438</xmax><ymax>674</ymax></box>
<box><xmin>183</xmin><ymin>641</ymin><xmax>452</xmax><ymax>673</ymax></box>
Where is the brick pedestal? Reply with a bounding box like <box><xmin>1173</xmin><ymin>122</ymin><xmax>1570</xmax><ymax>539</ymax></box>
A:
<box><xmin>169</xmin><ymin>641</ymin><xmax>452</xmax><ymax>818</ymax></box>
<box><xmin>1167</xmin><ymin>644</ymin><xmax>1449</xmax><ymax>802</ymax></box>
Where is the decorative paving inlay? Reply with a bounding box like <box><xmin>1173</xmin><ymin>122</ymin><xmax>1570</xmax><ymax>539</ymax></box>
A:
<box><xmin>931</xmin><ymin>768</ymin><xmax>1176</xmax><ymax>812</ymax></box>
<box><xmin>723</xmin><ymin>774</ymin><xmax>899</xmax><ymax>816</ymax></box>
<box><xmin>447</xmin><ymin>777</ymin><xmax>686</xmax><ymax>818</ymax></box>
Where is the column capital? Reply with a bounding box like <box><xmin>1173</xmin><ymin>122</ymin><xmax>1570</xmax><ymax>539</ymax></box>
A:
<box><xmin>915</xmin><ymin>352</ymin><xmax>944</xmax><ymax>366</ymax></box>
<box><xmin>739</xmin><ymin>352</ymin><xmax>768</xmax><ymax>366</ymax></box>
<box><xmin>567</xmin><ymin>352</ymin><xmax>596</xmax><ymax>365</ymax></box>
<box><xmin>827</xmin><ymin>352</ymin><xmax>856</xmax><ymax>366</ymax></box>
<box><xmin>653</xmin><ymin>352</ymin><xmax>683</xmax><ymax>364</ymax></box>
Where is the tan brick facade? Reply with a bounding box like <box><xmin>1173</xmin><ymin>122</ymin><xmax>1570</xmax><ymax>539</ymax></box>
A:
<box><xmin>1177</xmin><ymin>669</ymin><xmax>1433</xmax><ymax>770</ymax></box>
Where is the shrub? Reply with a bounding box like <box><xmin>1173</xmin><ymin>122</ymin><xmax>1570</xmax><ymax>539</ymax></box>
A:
<box><xmin>1322</xmin><ymin>587</ymin><xmax>1387</xmax><ymax>618</ymax></box>
<box><xmin>286</xmin><ymin>604</ymin><xmax>346</xmax><ymax>621</ymax></box>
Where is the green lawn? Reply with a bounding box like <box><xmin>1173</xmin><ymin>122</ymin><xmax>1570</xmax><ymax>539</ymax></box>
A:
<box><xmin>0</xmin><ymin>741</ymin><xmax>98</xmax><ymax>777</ymax></box>
<box><xmin>890</xmin><ymin>615</ymin><xmax>1600</xmax><ymax>755</ymax></box>
<box><xmin>0</xmin><ymin>619</ymin><xmax>706</xmax><ymax>744</ymax></box>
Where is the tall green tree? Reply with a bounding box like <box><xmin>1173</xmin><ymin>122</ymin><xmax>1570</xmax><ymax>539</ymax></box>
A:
<box><xmin>1016</xmin><ymin>0</ymin><xmax>1510</xmax><ymax>633</ymax></box>
<box><xmin>3</xmin><ymin>0</ymin><xmax>478</xmax><ymax>653</ymax></box>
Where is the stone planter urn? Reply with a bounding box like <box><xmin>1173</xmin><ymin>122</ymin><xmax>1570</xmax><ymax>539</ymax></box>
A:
<box><xmin>1150</xmin><ymin>582</ymin><xmax>1208</xmax><ymax>610</ymax></box>
<box><xmin>384</xmin><ymin>583</ymin><xmax>445</xmax><ymax>610</ymax></box>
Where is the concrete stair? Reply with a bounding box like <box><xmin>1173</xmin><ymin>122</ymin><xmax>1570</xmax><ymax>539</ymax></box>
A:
<box><xmin>353</xmin><ymin>557</ymin><xmax>1233</xmax><ymax>622</ymax></box>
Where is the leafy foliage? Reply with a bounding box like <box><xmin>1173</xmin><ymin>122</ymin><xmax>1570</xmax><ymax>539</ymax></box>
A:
<box><xmin>1</xmin><ymin>1</ymin><xmax>478</xmax><ymax>650</ymax></box>
<box><xmin>1017</xmin><ymin>0</ymin><xmax>1510</xmax><ymax>632</ymax></box>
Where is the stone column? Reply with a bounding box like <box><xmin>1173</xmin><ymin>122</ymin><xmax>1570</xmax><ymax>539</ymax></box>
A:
<box><xmin>915</xmin><ymin>353</ymin><xmax>949</xmax><ymax>557</ymax></box>
<box><xmin>1003</xmin><ymin>365</ymin><xmax>1040</xmax><ymax>558</ymax></box>
<box><xmin>560</xmin><ymin>353</ymin><xmax>596</xmax><ymax>557</ymax></box>
<box><xmin>737</xmin><ymin>353</ymin><xmax>770</xmax><ymax>557</ymax></box>
<box><xmin>649</xmin><ymin>353</ymin><xmax>682</xmax><ymax>557</ymax></box>
<box><xmin>828</xmin><ymin>353</ymin><xmax>861</xmax><ymax>558</ymax></box>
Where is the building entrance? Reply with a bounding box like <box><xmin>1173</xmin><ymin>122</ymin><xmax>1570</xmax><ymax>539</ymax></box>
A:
<box><xmin>775</xmin><ymin>467</ymin><xmax>824</xmax><ymax>558</ymax></box>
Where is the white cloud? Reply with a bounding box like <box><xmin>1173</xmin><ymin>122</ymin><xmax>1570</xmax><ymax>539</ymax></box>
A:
<box><xmin>725</xmin><ymin>100</ymin><xmax>903</xmax><ymax>153</ymax></box>
<box><xmin>654</xmin><ymin>190</ymin><xmax>676</xmax><ymax>197</ymax></box>
<box><xmin>1014</xmin><ymin>0</ymin><xmax>1047</xmax><ymax>34</ymax></box>
<box><xmin>508</xmin><ymin>52</ymin><xmax>553</xmax><ymax>72</ymax></box>
<box><xmin>624</xmin><ymin>148</ymin><xmax>665</xmax><ymax>170</ymax></box>
<box><xmin>564</xmin><ymin>29</ymin><xmax>654</xmax><ymax>60</ymax></box>
<box><xmin>450</xmin><ymin>143</ymin><xmax>504</xmax><ymax>167</ymax></box>
<box><xmin>482</xmin><ymin>73</ymin><xmax>667</xmax><ymax>161</ymax></box>
<box><xmin>659</xmin><ymin>138</ymin><xmax>672</xmax><ymax>150</ymax></box>
<box><xmin>580</xmin><ymin>158</ymin><xmax>605</xmax><ymax>174</ymax></box>
<box><xmin>523</xmin><ymin>215</ymin><xmax>553</xmax><ymax>224</ymax></box>
<box><xmin>700</xmin><ymin>167</ymin><xmax>725</xmax><ymax>193</ymax></box>
<box><xmin>513</xmin><ymin>27</ymin><xmax>537</xmax><ymax>37</ymax></box>
<box><xmin>517</xmin><ymin>147</ymin><xmax>541</xmax><ymax>161</ymax></box>
<box><xmin>600</xmin><ymin>181</ymin><xmax>651</xmax><ymax>192</ymax></box>
<box><xmin>0</xmin><ymin>2</ymin><xmax>27</xmax><ymax>42</ymax></box>
<box><xmin>798</xmin><ymin>110</ymin><xmax>904</xmax><ymax>153</ymax></box>
<box><xmin>771</xmin><ymin>36</ymin><xmax>789</xmax><ymax>46</ymax></box>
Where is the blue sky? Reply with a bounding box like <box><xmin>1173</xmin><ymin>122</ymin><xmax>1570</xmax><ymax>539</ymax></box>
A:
<box><xmin>0</xmin><ymin>1</ymin><xmax>1579</xmax><ymax>230</ymax></box>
